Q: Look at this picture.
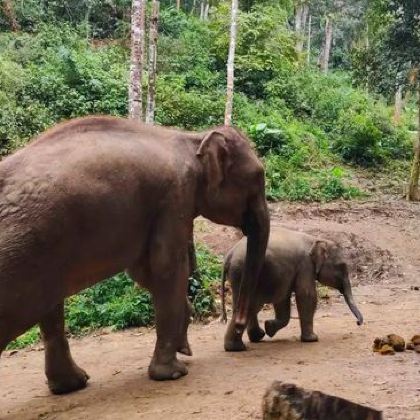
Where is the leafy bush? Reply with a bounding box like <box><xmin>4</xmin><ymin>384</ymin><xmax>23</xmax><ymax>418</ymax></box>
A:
<box><xmin>333</xmin><ymin>107</ymin><xmax>411</xmax><ymax>167</ymax></box>
<box><xmin>188</xmin><ymin>243</ymin><xmax>222</xmax><ymax>319</ymax></box>
<box><xmin>265</xmin><ymin>154</ymin><xmax>362</xmax><ymax>202</ymax></box>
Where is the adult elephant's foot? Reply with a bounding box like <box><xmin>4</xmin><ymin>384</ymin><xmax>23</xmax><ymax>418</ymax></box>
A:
<box><xmin>47</xmin><ymin>364</ymin><xmax>89</xmax><ymax>395</ymax></box>
<box><xmin>148</xmin><ymin>357</ymin><xmax>188</xmax><ymax>380</ymax></box>
<box><xmin>301</xmin><ymin>332</ymin><xmax>319</xmax><ymax>342</ymax></box>
<box><xmin>247</xmin><ymin>326</ymin><xmax>265</xmax><ymax>343</ymax></box>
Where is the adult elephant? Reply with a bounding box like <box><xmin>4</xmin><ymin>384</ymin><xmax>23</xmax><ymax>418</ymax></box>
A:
<box><xmin>0</xmin><ymin>116</ymin><xmax>269</xmax><ymax>394</ymax></box>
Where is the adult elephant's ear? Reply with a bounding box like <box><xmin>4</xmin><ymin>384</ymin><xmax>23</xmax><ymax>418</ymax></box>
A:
<box><xmin>310</xmin><ymin>240</ymin><xmax>328</xmax><ymax>278</ymax></box>
<box><xmin>196</xmin><ymin>131</ymin><xmax>228</xmax><ymax>193</ymax></box>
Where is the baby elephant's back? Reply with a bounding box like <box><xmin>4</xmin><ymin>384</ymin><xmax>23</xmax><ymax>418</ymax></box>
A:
<box><xmin>226</xmin><ymin>233</ymin><xmax>301</xmax><ymax>304</ymax></box>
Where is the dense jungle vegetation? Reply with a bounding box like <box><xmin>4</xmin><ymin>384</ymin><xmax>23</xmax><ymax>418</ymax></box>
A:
<box><xmin>1</xmin><ymin>0</ymin><xmax>418</xmax><ymax>347</ymax></box>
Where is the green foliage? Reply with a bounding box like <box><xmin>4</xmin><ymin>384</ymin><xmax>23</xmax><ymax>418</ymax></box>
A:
<box><xmin>7</xmin><ymin>327</ymin><xmax>40</xmax><ymax>350</ymax></box>
<box><xmin>188</xmin><ymin>244</ymin><xmax>222</xmax><ymax>319</ymax></box>
<box><xmin>265</xmin><ymin>154</ymin><xmax>362</xmax><ymax>202</ymax></box>
<box><xmin>333</xmin><ymin>106</ymin><xmax>411</xmax><ymax>166</ymax></box>
<box><xmin>65</xmin><ymin>273</ymin><xmax>153</xmax><ymax>333</ymax></box>
<box><xmin>0</xmin><ymin>25</ymin><xmax>128</xmax><ymax>154</ymax></box>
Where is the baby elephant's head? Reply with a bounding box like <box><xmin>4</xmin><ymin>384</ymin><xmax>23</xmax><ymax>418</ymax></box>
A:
<box><xmin>310</xmin><ymin>240</ymin><xmax>363</xmax><ymax>326</ymax></box>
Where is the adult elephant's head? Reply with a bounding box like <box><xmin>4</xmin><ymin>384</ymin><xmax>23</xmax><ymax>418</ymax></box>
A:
<box><xmin>195</xmin><ymin>126</ymin><xmax>270</xmax><ymax>331</ymax></box>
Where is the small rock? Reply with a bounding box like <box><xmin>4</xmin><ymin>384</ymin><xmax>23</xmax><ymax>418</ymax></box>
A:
<box><xmin>411</xmin><ymin>335</ymin><xmax>420</xmax><ymax>346</ymax></box>
<box><xmin>387</xmin><ymin>334</ymin><xmax>405</xmax><ymax>352</ymax></box>
<box><xmin>406</xmin><ymin>342</ymin><xmax>415</xmax><ymax>351</ymax></box>
<box><xmin>8</xmin><ymin>350</ymin><xmax>18</xmax><ymax>357</ymax></box>
<box><xmin>373</xmin><ymin>337</ymin><xmax>388</xmax><ymax>352</ymax></box>
<box><xmin>379</xmin><ymin>344</ymin><xmax>395</xmax><ymax>355</ymax></box>
<box><xmin>415</xmin><ymin>345</ymin><xmax>420</xmax><ymax>354</ymax></box>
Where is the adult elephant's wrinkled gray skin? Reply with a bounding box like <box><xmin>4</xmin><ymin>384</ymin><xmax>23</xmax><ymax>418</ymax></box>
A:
<box><xmin>0</xmin><ymin>116</ymin><xmax>269</xmax><ymax>394</ymax></box>
<box><xmin>222</xmin><ymin>226</ymin><xmax>363</xmax><ymax>351</ymax></box>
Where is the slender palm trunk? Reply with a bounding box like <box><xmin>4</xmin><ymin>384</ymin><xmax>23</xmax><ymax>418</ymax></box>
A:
<box><xmin>306</xmin><ymin>14</ymin><xmax>312</xmax><ymax>64</ymax></box>
<box><xmin>407</xmin><ymin>86</ymin><xmax>420</xmax><ymax>201</ymax></box>
<box><xmin>224</xmin><ymin>0</ymin><xmax>238</xmax><ymax>126</ymax></box>
<box><xmin>129</xmin><ymin>0</ymin><xmax>146</xmax><ymax>120</ymax></box>
<box><xmin>146</xmin><ymin>1</ymin><xmax>160</xmax><ymax>124</ymax></box>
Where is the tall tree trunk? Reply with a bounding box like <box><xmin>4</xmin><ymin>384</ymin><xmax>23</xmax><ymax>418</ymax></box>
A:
<box><xmin>294</xmin><ymin>3</ymin><xmax>303</xmax><ymax>32</ymax></box>
<box><xmin>393</xmin><ymin>84</ymin><xmax>403</xmax><ymax>124</ymax></box>
<box><xmin>407</xmin><ymin>86</ymin><xmax>420</xmax><ymax>201</ymax></box>
<box><xmin>294</xmin><ymin>2</ymin><xmax>303</xmax><ymax>53</ymax></box>
<box><xmin>129</xmin><ymin>0</ymin><xmax>146</xmax><ymax>120</ymax></box>
<box><xmin>146</xmin><ymin>0</ymin><xmax>160</xmax><ymax>124</ymax></box>
<box><xmin>191</xmin><ymin>0</ymin><xmax>197</xmax><ymax>15</ymax></box>
<box><xmin>204</xmin><ymin>1</ymin><xmax>209</xmax><ymax>20</ymax></box>
<box><xmin>319</xmin><ymin>16</ymin><xmax>333</xmax><ymax>74</ymax></box>
<box><xmin>200</xmin><ymin>1</ymin><xmax>204</xmax><ymax>20</ymax></box>
<box><xmin>224</xmin><ymin>0</ymin><xmax>238</xmax><ymax>126</ymax></box>
<box><xmin>306</xmin><ymin>14</ymin><xmax>312</xmax><ymax>64</ymax></box>
<box><xmin>176</xmin><ymin>0</ymin><xmax>180</xmax><ymax>11</ymax></box>
<box><xmin>301</xmin><ymin>3</ymin><xmax>309</xmax><ymax>31</ymax></box>
<box><xmin>84</xmin><ymin>1</ymin><xmax>92</xmax><ymax>41</ymax></box>
<box><xmin>2</xmin><ymin>0</ymin><xmax>20</xmax><ymax>31</ymax></box>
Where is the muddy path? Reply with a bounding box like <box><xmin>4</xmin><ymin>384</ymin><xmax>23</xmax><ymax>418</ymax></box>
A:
<box><xmin>1</xmin><ymin>199</ymin><xmax>420</xmax><ymax>419</ymax></box>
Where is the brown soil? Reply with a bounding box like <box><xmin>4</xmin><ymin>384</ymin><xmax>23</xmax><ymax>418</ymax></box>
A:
<box><xmin>1</xmin><ymin>199</ymin><xmax>420</xmax><ymax>420</ymax></box>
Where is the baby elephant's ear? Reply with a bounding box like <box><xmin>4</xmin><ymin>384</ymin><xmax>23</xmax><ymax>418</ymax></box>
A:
<box><xmin>310</xmin><ymin>240</ymin><xmax>329</xmax><ymax>277</ymax></box>
<box><xmin>196</xmin><ymin>131</ymin><xmax>228</xmax><ymax>193</ymax></box>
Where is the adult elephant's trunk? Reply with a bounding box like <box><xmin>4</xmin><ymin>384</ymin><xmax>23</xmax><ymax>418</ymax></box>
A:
<box><xmin>341</xmin><ymin>276</ymin><xmax>363</xmax><ymax>325</ymax></box>
<box><xmin>234</xmin><ymin>198</ymin><xmax>269</xmax><ymax>332</ymax></box>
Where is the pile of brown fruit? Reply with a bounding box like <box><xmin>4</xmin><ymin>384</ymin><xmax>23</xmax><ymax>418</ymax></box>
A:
<box><xmin>373</xmin><ymin>334</ymin><xmax>420</xmax><ymax>355</ymax></box>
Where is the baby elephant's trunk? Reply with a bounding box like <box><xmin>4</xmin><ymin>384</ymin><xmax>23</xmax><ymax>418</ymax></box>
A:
<box><xmin>341</xmin><ymin>277</ymin><xmax>363</xmax><ymax>325</ymax></box>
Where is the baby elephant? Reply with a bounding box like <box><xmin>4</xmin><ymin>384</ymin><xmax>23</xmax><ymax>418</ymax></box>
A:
<box><xmin>222</xmin><ymin>226</ymin><xmax>363</xmax><ymax>351</ymax></box>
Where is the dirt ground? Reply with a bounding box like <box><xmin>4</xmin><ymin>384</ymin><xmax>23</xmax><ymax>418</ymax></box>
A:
<box><xmin>1</xmin><ymin>199</ymin><xmax>419</xmax><ymax>419</ymax></box>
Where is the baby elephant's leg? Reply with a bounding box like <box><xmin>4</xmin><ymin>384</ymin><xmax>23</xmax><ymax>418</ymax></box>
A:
<box><xmin>40</xmin><ymin>302</ymin><xmax>89</xmax><ymax>394</ymax></box>
<box><xmin>296</xmin><ymin>287</ymin><xmax>318</xmax><ymax>342</ymax></box>
<box><xmin>224</xmin><ymin>316</ymin><xmax>247</xmax><ymax>351</ymax></box>
<box><xmin>247</xmin><ymin>303</ymin><xmax>265</xmax><ymax>343</ymax></box>
<box><xmin>265</xmin><ymin>299</ymin><xmax>291</xmax><ymax>338</ymax></box>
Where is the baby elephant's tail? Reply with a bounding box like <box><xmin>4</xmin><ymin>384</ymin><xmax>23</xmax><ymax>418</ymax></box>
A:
<box><xmin>220</xmin><ymin>254</ymin><xmax>231</xmax><ymax>324</ymax></box>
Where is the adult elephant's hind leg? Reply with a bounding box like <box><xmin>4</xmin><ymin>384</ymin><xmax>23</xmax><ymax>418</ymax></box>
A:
<box><xmin>40</xmin><ymin>302</ymin><xmax>89</xmax><ymax>394</ymax></box>
<box><xmin>148</xmin><ymin>239</ymin><xmax>190</xmax><ymax>381</ymax></box>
